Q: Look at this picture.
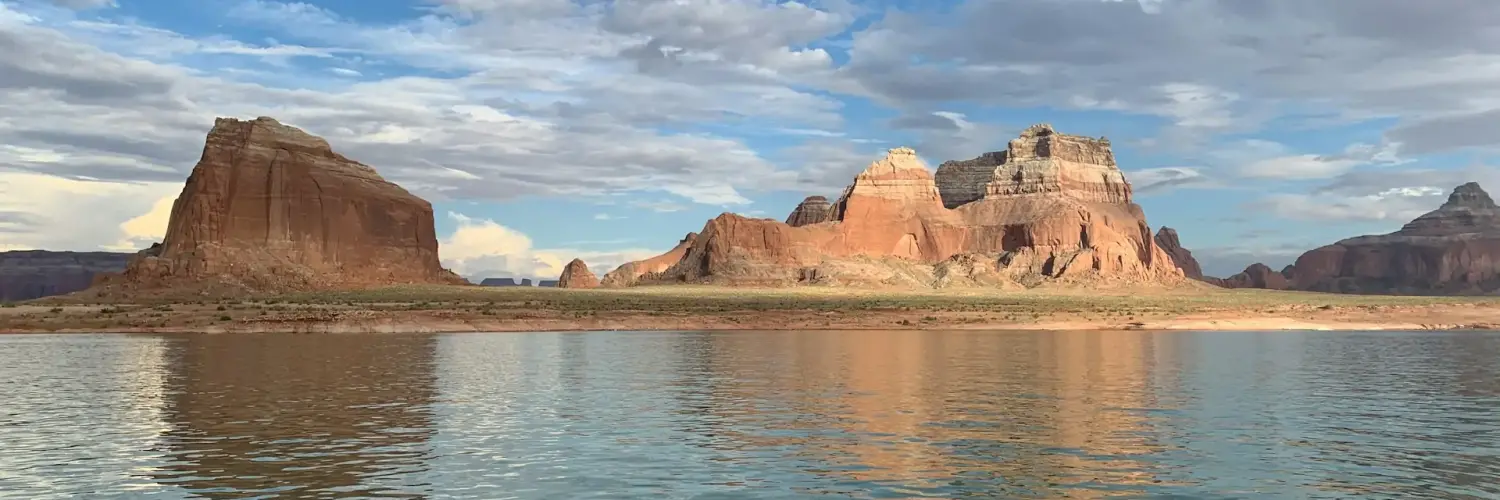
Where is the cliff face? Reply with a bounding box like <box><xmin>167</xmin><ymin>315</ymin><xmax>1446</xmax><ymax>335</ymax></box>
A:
<box><xmin>1289</xmin><ymin>182</ymin><xmax>1500</xmax><ymax>294</ymax></box>
<box><xmin>614</xmin><ymin>124</ymin><xmax>1183</xmax><ymax>288</ymax></box>
<box><xmin>98</xmin><ymin>116</ymin><xmax>462</xmax><ymax>294</ymax></box>
<box><xmin>0</xmin><ymin>251</ymin><xmax>132</xmax><ymax>301</ymax></box>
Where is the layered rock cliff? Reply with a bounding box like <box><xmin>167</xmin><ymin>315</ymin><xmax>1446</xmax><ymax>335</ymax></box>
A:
<box><xmin>0</xmin><ymin>251</ymin><xmax>132</xmax><ymax>301</ymax></box>
<box><xmin>557</xmin><ymin>258</ymin><xmax>599</xmax><ymax>289</ymax></box>
<box><xmin>1287</xmin><ymin>182</ymin><xmax>1500</xmax><ymax>294</ymax></box>
<box><xmin>614</xmin><ymin>124</ymin><xmax>1183</xmax><ymax>288</ymax></box>
<box><xmin>785</xmin><ymin>196</ymin><xmax>832</xmax><ymax>226</ymax></box>
<box><xmin>96</xmin><ymin>117</ymin><xmax>462</xmax><ymax>294</ymax></box>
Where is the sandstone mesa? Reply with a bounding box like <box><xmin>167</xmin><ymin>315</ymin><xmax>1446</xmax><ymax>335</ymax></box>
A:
<box><xmin>91</xmin><ymin>116</ymin><xmax>464</xmax><ymax>295</ymax></box>
<box><xmin>599</xmin><ymin>124</ymin><xmax>1185</xmax><ymax>289</ymax></box>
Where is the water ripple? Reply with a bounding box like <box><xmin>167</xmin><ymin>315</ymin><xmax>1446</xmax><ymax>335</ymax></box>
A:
<box><xmin>1</xmin><ymin>330</ymin><xmax>1499</xmax><ymax>498</ymax></box>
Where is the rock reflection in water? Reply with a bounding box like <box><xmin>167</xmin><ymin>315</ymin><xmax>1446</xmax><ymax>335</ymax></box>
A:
<box><xmin>150</xmin><ymin>334</ymin><xmax>438</xmax><ymax>497</ymax></box>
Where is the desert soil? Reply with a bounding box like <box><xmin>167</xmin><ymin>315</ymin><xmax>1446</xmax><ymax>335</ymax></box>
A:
<box><xmin>3</xmin><ymin>284</ymin><xmax>1499</xmax><ymax>334</ymax></box>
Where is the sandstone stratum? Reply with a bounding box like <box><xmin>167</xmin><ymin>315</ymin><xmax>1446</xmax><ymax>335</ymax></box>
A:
<box><xmin>92</xmin><ymin>116</ymin><xmax>463</xmax><ymax>295</ymax></box>
<box><xmin>599</xmin><ymin>124</ymin><xmax>1185</xmax><ymax>288</ymax></box>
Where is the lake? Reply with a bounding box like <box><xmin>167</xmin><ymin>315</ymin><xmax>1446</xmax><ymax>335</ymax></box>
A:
<box><xmin>1</xmin><ymin>330</ymin><xmax>1497</xmax><ymax>499</ymax></box>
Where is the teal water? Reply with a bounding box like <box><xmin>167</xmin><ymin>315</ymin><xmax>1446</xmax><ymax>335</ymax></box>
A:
<box><xmin>0</xmin><ymin>330</ymin><xmax>1497</xmax><ymax>499</ymax></box>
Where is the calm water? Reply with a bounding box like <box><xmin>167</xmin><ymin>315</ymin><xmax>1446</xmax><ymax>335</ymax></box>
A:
<box><xmin>1</xmin><ymin>331</ymin><xmax>1498</xmax><ymax>499</ymax></box>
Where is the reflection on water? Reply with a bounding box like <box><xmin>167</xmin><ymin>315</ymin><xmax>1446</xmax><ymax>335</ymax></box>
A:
<box><xmin>1</xmin><ymin>330</ymin><xmax>1499</xmax><ymax>498</ymax></box>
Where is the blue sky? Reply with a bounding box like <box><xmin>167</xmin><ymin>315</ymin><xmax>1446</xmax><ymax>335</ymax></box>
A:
<box><xmin>4</xmin><ymin>0</ymin><xmax>1500</xmax><ymax>279</ymax></box>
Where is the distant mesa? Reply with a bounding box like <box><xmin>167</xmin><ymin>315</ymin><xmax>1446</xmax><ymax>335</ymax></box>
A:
<box><xmin>557</xmin><ymin>258</ymin><xmax>600</xmax><ymax>289</ymax></box>
<box><xmin>0</xmin><ymin>251</ymin><xmax>132</xmax><ymax>301</ymax></box>
<box><xmin>90</xmin><ymin>116</ymin><xmax>465</xmax><ymax>296</ymax></box>
<box><xmin>602</xmin><ymin>124</ymin><xmax>1185</xmax><ymax>289</ymax></box>
<box><xmin>785</xmin><ymin>196</ymin><xmax>832</xmax><ymax>227</ymax></box>
<box><xmin>537</xmin><ymin>280</ymin><xmax>560</xmax><ymax>287</ymax></box>
<box><xmin>479</xmin><ymin>278</ymin><xmax>537</xmax><ymax>287</ymax></box>
<box><xmin>1197</xmin><ymin>182</ymin><xmax>1500</xmax><ymax>295</ymax></box>
<box><xmin>1209</xmin><ymin>263</ymin><xmax>1293</xmax><ymax>290</ymax></box>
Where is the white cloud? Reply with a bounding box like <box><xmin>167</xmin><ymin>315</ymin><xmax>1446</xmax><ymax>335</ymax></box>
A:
<box><xmin>438</xmin><ymin>211</ymin><xmax>660</xmax><ymax>280</ymax></box>
<box><xmin>0</xmin><ymin>0</ymin><xmax>870</xmax><ymax>253</ymax></box>
<box><xmin>109</xmin><ymin>192</ymin><xmax>176</xmax><ymax>251</ymax></box>
<box><xmin>1251</xmin><ymin>188</ymin><xmax>1444</xmax><ymax>223</ymax></box>
<box><xmin>0</xmin><ymin>172</ymin><xmax>178</xmax><ymax>251</ymax></box>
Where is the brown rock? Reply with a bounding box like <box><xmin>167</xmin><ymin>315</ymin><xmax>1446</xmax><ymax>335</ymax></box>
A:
<box><xmin>1153</xmin><ymin>227</ymin><xmax>1203</xmax><ymax>279</ymax></box>
<box><xmin>97</xmin><ymin>117</ymin><xmax>462</xmax><ymax>295</ymax></box>
<box><xmin>557</xmin><ymin>258</ymin><xmax>600</xmax><ymax>289</ymax></box>
<box><xmin>0</xmin><ymin>250</ymin><xmax>133</xmax><ymax>301</ymax></box>
<box><xmin>644</xmin><ymin>125</ymin><xmax>1183</xmax><ymax>288</ymax></box>
<box><xmin>784</xmin><ymin>196</ymin><xmax>833</xmax><ymax>226</ymax></box>
<box><xmin>1212</xmin><ymin>263</ymin><xmax>1292</xmax><ymax>290</ymax></box>
<box><xmin>600</xmin><ymin>232</ymin><xmax>698</xmax><ymax>287</ymax></box>
<box><xmin>1290</xmin><ymin>182</ymin><xmax>1500</xmax><ymax>294</ymax></box>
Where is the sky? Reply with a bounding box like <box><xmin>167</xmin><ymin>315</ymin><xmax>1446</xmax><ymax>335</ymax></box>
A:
<box><xmin>4</xmin><ymin>0</ymin><xmax>1500</xmax><ymax>280</ymax></box>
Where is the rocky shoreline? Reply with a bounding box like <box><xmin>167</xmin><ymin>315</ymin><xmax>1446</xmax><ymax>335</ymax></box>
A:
<box><xmin>5</xmin><ymin>286</ymin><xmax>1498</xmax><ymax>334</ymax></box>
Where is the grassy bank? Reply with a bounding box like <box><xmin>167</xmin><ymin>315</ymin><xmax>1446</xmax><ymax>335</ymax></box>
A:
<box><xmin>3</xmin><ymin>284</ymin><xmax>1498</xmax><ymax>333</ymax></box>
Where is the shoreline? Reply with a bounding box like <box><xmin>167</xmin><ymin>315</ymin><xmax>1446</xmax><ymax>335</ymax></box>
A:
<box><xmin>2</xmin><ymin>318</ymin><xmax>1492</xmax><ymax>334</ymax></box>
<box><xmin>4</xmin><ymin>285</ymin><xmax>1500</xmax><ymax>334</ymax></box>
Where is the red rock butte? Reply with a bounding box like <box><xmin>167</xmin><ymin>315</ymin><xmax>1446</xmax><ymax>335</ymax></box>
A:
<box><xmin>602</xmin><ymin>124</ymin><xmax>1185</xmax><ymax>288</ymax></box>
<box><xmin>557</xmin><ymin>258</ymin><xmax>600</xmax><ymax>289</ymax></box>
<box><xmin>96</xmin><ymin>116</ymin><xmax>463</xmax><ymax>294</ymax></box>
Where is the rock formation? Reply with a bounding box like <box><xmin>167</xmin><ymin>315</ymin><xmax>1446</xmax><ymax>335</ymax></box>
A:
<box><xmin>1153</xmin><ymin>227</ymin><xmax>1203</xmax><ymax>280</ymax></box>
<box><xmin>480</xmin><ymin>278</ymin><xmax>521</xmax><ymax>287</ymax></box>
<box><xmin>600</xmin><ymin>233</ymin><xmax>698</xmax><ymax>287</ymax></box>
<box><xmin>785</xmin><ymin>196</ymin><xmax>833</xmax><ymax>226</ymax></box>
<box><xmin>1211</xmin><ymin>263</ymin><xmax>1292</xmax><ymax>290</ymax></box>
<box><xmin>1286</xmin><ymin>182</ymin><xmax>1500</xmax><ymax>294</ymax></box>
<box><xmin>95</xmin><ymin>116</ymin><xmax>462</xmax><ymax>295</ymax></box>
<box><xmin>616</xmin><ymin>124</ymin><xmax>1183</xmax><ymax>288</ymax></box>
<box><xmin>0</xmin><ymin>251</ymin><xmax>132</xmax><ymax>301</ymax></box>
<box><xmin>557</xmin><ymin>258</ymin><xmax>600</xmax><ymax>289</ymax></box>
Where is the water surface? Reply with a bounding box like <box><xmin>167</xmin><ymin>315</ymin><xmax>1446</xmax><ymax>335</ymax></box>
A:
<box><xmin>1</xmin><ymin>330</ymin><xmax>1498</xmax><ymax>498</ymax></box>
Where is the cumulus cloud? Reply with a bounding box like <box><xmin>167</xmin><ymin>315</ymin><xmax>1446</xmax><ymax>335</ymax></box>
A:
<box><xmin>1248</xmin><ymin>188</ymin><xmax>1445</xmax><ymax>223</ymax></box>
<box><xmin>438</xmin><ymin>212</ymin><xmax>660</xmax><ymax>280</ymax></box>
<box><xmin>9</xmin><ymin>0</ymin><xmax>1500</xmax><ymax>257</ymax></box>
<box><xmin>0</xmin><ymin>0</ymin><xmax>868</xmax><ymax>252</ymax></box>
<box><xmin>840</xmin><ymin>0</ymin><xmax>1500</xmax><ymax>144</ymax></box>
<box><xmin>1235</xmin><ymin>164</ymin><xmax>1500</xmax><ymax>226</ymax></box>
<box><xmin>0</xmin><ymin>171</ymin><xmax>179</xmax><ymax>251</ymax></box>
